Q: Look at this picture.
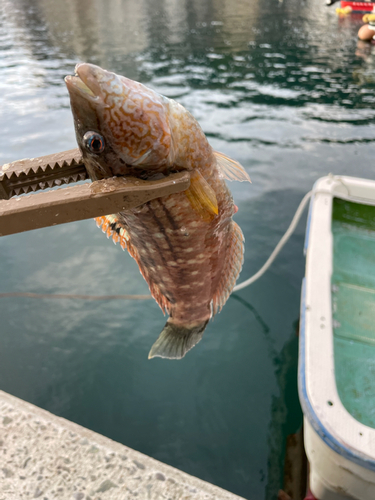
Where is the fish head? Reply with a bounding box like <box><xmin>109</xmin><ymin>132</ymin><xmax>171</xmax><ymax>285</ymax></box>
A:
<box><xmin>65</xmin><ymin>63</ymin><xmax>173</xmax><ymax>180</ymax></box>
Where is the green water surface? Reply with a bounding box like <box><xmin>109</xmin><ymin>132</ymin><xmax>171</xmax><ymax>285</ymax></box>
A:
<box><xmin>332</xmin><ymin>199</ymin><xmax>375</xmax><ymax>429</ymax></box>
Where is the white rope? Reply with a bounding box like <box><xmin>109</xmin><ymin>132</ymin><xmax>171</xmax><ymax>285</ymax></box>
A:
<box><xmin>233</xmin><ymin>180</ymin><xmax>375</xmax><ymax>292</ymax></box>
<box><xmin>232</xmin><ymin>190</ymin><xmax>313</xmax><ymax>292</ymax></box>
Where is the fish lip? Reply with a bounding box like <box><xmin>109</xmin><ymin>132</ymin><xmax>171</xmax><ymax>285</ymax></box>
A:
<box><xmin>64</xmin><ymin>75</ymin><xmax>96</xmax><ymax>100</ymax></box>
<box><xmin>65</xmin><ymin>63</ymin><xmax>105</xmax><ymax>101</ymax></box>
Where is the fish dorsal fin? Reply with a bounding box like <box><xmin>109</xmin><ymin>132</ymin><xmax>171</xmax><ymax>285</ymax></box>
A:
<box><xmin>185</xmin><ymin>170</ymin><xmax>218</xmax><ymax>221</ymax></box>
<box><xmin>95</xmin><ymin>215</ymin><xmax>130</xmax><ymax>250</ymax></box>
<box><xmin>214</xmin><ymin>151</ymin><xmax>251</xmax><ymax>182</ymax></box>
<box><xmin>212</xmin><ymin>221</ymin><xmax>244</xmax><ymax>316</ymax></box>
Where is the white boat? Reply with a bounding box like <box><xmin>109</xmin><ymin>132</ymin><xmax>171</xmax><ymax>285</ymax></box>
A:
<box><xmin>299</xmin><ymin>175</ymin><xmax>375</xmax><ymax>500</ymax></box>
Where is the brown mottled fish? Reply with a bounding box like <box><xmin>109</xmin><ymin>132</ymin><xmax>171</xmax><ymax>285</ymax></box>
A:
<box><xmin>65</xmin><ymin>63</ymin><xmax>250</xmax><ymax>360</ymax></box>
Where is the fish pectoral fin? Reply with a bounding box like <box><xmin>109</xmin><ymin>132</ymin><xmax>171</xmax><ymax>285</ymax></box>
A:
<box><xmin>212</xmin><ymin>221</ymin><xmax>244</xmax><ymax>316</ymax></box>
<box><xmin>148</xmin><ymin>320</ymin><xmax>208</xmax><ymax>360</ymax></box>
<box><xmin>185</xmin><ymin>170</ymin><xmax>218</xmax><ymax>220</ymax></box>
<box><xmin>95</xmin><ymin>214</ymin><xmax>130</xmax><ymax>250</ymax></box>
<box><xmin>214</xmin><ymin>151</ymin><xmax>251</xmax><ymax>183</ymax></box>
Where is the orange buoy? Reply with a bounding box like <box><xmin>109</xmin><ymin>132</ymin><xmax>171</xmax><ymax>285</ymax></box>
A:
<box><xmin>358</xmin><ymin>24</ymin><xmax>375</xmax><ymax>41</ymax></box>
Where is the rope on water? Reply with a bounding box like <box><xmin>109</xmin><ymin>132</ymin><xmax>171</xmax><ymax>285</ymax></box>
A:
<box><xmin>0</xmin><ymin>190</ymin><xmax>314</xmax><ymax>301</ymax></box>
<box><xmin>233</xmin><ymin>182</ymin><xmax>375</xmax><ymax>292</ymax></box>
<box><xmin>233</xmin><ymin>190</ymin><xmax>313</xmax><ymax>292</ymax></box>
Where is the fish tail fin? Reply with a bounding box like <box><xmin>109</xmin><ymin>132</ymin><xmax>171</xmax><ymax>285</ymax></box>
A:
<box><xmin>148</xmin><ymin>320</ymin><xmax>208</xmax><ymax>360</ymax></box>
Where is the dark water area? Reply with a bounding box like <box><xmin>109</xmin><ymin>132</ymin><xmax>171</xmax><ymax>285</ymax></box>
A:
<box><xmin>1</xmin><ymin>0</ymin><xmax>375</xmax><ymax>498</ymax></box>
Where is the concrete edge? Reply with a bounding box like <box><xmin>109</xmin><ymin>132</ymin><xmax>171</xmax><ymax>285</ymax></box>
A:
<box><xmin>0</xmin><ymin>390</ymin><xmax>246</xmax><ymax>500</ymax></box>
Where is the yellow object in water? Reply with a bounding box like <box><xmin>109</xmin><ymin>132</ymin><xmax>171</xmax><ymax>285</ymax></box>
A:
<box><xmin>363</xmin><ymin>14</ymin><xmax>375</xmax><ymax>23</ymax></box>
<box><xmin>336</xmin><ymin>6</ymin><xmax>352</xmax><ymax>14</ymax></box>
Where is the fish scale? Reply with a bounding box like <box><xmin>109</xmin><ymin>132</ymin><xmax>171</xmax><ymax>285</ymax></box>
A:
<box><xmin>65</xmin><ymin>62</ymin><xmax>250</xmax><ymax>359</ymax></box>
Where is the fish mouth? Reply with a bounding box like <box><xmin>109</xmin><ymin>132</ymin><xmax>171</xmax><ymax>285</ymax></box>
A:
<box><xmin>64</xmin><ymin>63</ymin><xmax>105</xmax><ymax>101</ymax></box>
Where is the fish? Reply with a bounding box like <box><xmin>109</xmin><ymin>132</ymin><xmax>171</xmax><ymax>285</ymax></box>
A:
<box><xmin>65</xmin><ymin>63</ymin><xmax>250</xmax><ymax>360</ymax></box>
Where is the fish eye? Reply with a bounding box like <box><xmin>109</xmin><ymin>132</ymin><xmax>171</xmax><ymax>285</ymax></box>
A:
<box><xmin>83</xmin><ymin>131</ymin><xmax>105</xmax><ymax>154</ymax></box>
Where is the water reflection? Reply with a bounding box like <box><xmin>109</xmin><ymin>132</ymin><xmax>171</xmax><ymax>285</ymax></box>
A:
<box><xmin>265</xmin><ymin>324</ymin><xmax>301</xmax><ymax>499</ymax></box>
<box><xmin>354</xmin><ymin>40</ymin><xmax>375</xmax><ymax>84</ymax></box>
<box><xmin>6</xmin><ymin>0</ymin><xmax>261</xmax><ymax>67</ymax></box>
<box><xmin>231</xmin><ymin>293</ymin><xmax>270</xmax><ymax>337</ymax></box>
<box><xmin>3</xmin><ymin>0</ymin><xmax>375</xmax><ymax>113</ymax></box>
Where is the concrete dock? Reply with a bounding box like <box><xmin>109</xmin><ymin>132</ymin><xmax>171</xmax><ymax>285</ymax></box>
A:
<box><xmin>0</xmin><ymin>390</ymin><xmax>246</xmax><ymax>500</ymax></box>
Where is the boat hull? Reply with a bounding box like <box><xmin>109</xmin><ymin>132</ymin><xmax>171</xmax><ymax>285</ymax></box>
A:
<box><xmin>299</xmin><ymin>175</ymin><xmax>375</xmax><ymax>500</ymax></box>
<box><xmin>305</xmin><ymin>419</ymin><xmax>375</xmax><ymax>500</ymax></box>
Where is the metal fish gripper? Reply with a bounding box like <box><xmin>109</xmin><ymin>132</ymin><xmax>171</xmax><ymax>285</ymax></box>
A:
<box><xmin>0</xmin><ymin>149</ymin><xmax>190</xmax><ymax>236</ymax></box>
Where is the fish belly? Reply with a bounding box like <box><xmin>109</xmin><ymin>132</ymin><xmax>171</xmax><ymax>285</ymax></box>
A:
<box><xmin>119</xmin><ymin>181</ymin><xmax>234</xmax><ymax>325</ymax></box>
